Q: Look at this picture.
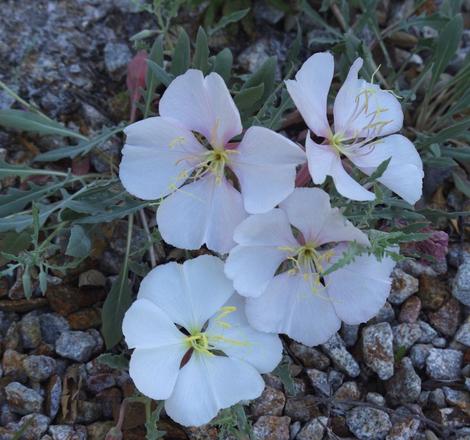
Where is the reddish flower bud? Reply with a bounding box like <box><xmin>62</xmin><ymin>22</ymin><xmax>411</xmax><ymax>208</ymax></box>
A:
<box><xmin>126</xmin><ymin>50</ymin><xmax>148</xmax><ymax>121</ymax></box>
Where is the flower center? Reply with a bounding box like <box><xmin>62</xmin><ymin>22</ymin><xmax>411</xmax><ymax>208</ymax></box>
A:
<box><xmin>192</xmin><ymin>148</ymin><xmax>238</xmax><ymax>184</ymax></box>
<box><xmin>185</xmin><ymin>332</ymin><xmax>212</xmax><ymax>356</ymax></box>
<box><xmin>329</xmin><ymin>132</ymin><xmax>346</xmax><ymax>156</ymax></box>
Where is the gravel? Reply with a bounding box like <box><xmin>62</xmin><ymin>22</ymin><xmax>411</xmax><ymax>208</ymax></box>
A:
<box><xmin>5</xmin><ymin>382</ymin><xmax>44</xmax><ymax>415</ymax></box>
<box><xmin>55</xmin><ymin>331</ymin><xmax>97</xmax><ymax>362</ymax></box>
<box><xmin>23</xmin><ymin>355</ymin><xmax>57</xmax><ymax>382</ymax></box>
<box><xmin>346</xmin><ymin>407</ymin><xmax>392</xmax><ymax>440</ymax></box>
<box><xmin>321</xmin><ymin>333</ymin><xmax>360</xmax><ymax>377</ymax></box>
<box><xmin>453</xmin><ymin>261</ymin><xmax>470</xmax><ymax>306</ymax></box>
<box><xmin>362</xmin><ymin>322</ymin><xmax>394</xmax><ymax>380</ymax></box>
<box><xmin>425</xmin><ymin>348</ymin><xmax>463</xmax><ymax>380</ymax></box>
<box><xmin>389</xmin><ymin>269</ymin><xmax>419</xmax><ymax>304</ymax></box>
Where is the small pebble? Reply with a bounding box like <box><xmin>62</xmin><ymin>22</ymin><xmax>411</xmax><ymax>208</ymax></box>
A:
<box><xmin>455</xmin><ymin>321</ymin><xmax>470</xmax><ymax>346</ymax></box>
<box><xmin>296</xmin><ymin>416</ymin><xmax>327</xmax><ymax>440</ymax></box>
<box><xmin>252</xmin><ymin>415</ymin><xmax>291</xmax><ymax>440</ymax></box>
<box><xmin>321</xmin><ymin>333</ymin><xmax>360</xmax><ymax>377</ymax></box>
<box><xmin>386</xmin><ymin>357</ymin><xmax>421</xmax><ymax>403</ymax></box>
<box><xmin>19</xmin><ymin>312</ymin><xmax>42</xmax><ymax>349</ymax></box>
<box><xmin>362</xmin><ymin>322</ymin><xmax>394</xmax><ymax>380</ymax></box>
<box><xmin>393</xmin><ymin>323</ymin><xmax>422</xmax><ymax>350</ymax></box>
<box><xmin>389</xmin><ymin>269</ymin><xmax>419</xmax><ymax>305</ymax></box>
<box><xmin>453</xmin><ymin>261</ymin><xmax>470</xmax><ymax>306</ymax></box>
<box><xmin>410</xmin><ymin>344</ymin><xmax>432</xmax><ymax>369</ymax></box>
<box><xmin>366</xmin><ymin>392</ymin><xmax>385</xmax><ymax>406</ymax></box>
<box><xmin>5</xmin><ymin>382</ymin><xmax>43</xmax><ymax>415</ymax></box>
<box><xmin>346</xmin><ymin>407</ymin><xmax>392</xmax><ymax>440</ymax></box>
<box><xmin>39</xmin><ymin>313</ymin><xmax>69</xmax><ymax>345</ymax></box>
<box><xmin>250</xmin><ymin>386</ymin><xmax>285</xmax><ymax>418</ymax></box>
<box><xmin>426</xmin><ymin>348</ymin><xmax>463</xmax><ymax>380</ymax></box>
<box><xmin>55</xmin><ymin>330</ymin><xmax>96</xmax><ymax>362</ymax></box>
<box><xmin>23</xmin><ymin>355</ymin><xmax>56</xmax><ymax>382</ymax></box>
<box><xmin>428</xmin><ymin>298</ymin><xmax>461</xmax><ymax>336</ymax></box>
<box><xmin>289</xmin><ymin>341</ymin><xmax>330</xmax><ymax>370</ymax></box>
<box><xmin>398</xmin><ymin>296</ymin><xmax>421</xmax><ymax>323</ymax></box>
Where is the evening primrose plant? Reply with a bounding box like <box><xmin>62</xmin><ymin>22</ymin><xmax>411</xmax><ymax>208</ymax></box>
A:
<box><xmin>0</xmin><ymin>4</ymin><xmax>467</xmax><ymax>435</ymax></box>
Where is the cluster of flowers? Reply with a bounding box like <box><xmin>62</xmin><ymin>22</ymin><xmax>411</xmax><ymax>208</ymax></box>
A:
<box><xmin>119</xmin><ymin>52</ymin><xmax>424</xmax><ymax>426</ymax></box>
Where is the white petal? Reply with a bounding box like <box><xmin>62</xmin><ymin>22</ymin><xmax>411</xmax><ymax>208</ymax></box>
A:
<box><xmin>159</xmin><ymin>70</ymin><xmax>242</xmax><ymax>148</ymax></box>
<box><xmin>285</xmin><ymin>52</ymin><xmax>334</xmax><ymax>138</ymax></box>
<box><xmin>305</xmin><ymin>136</ymin><xmax>375</xmax><ymax>201</ymax></box>
<box><xmin>326</xmin><ymin>244</ymin><xmax>396</xmax><ymax>324</ymax></box>
<box><xmin>245</xmin><ymin>272</ymin><xmax>341</xmax><ymax>347</ymax></box>
<box><xmin>119</xmin><ymin>117</ymin><xmax>204</xmax><ymax>199</ymax></box>
<box><xmin>123</xmin><ymin>298</ymin><xmax>185</xmax><ymax>349</ymax></box>
<box><xmin>225</xmin><ymin>209</ymin><xmax>298</xmax><ymax>297</ymax></box>
<box><xmin>157</xmin><ymin>175</ymin><xmax>247</xmax><ymax>253</ymax></box>
<box><xmin>279</xmin><ymin>188</ymin><xmax>369</xmax><ymax>246</ymax></box>
<box><xmin>165</xmin><ymin>353</ymin><xmax>264</xmax><ymax>427</ymax></box>
<box><xmin>206</xmin><ymin>295</ymin><xmax>283</xmax><ymax>373</ymax></box>
<box><xmin>129</xmin><ymin>345</ymin><xmax>186</xmax><ymax>400</ymax></box>
<box><xmin>230</xmin><ymin>126</ymin><xmax>306</xmax><ymax>213</ymax></box>
<box><xmin>349</xmin><ymin>134</ymin><xmax>424</xmax><ymax>204</ymax></box>
<box><xmin>333</xmin><ymin>58</ymin><xmax>403</xmax><ymax>139</ymax></box>
<box><xmin>138</xmin><ymin>256</ymin><xmax>234</xmax><ymax>331</ymax></box>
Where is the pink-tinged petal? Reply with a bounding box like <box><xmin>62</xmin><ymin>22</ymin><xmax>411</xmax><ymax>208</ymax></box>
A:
<box><xmin>349</xmin><ymin>134</ymin><xmax>424</xmax><ymax>204</ymax></box>
<box><xmin>325</xmin><ymin>244</ymin><xmax>396</xmax><ymax>324</ymax></box>
<box><xmin>157</xmin><ymin>175</ymin><xmax>246</xmax><ymax>253</ymax></box>
<box><xmin>120</xmin><ymin>117</ymin><xmax>205</xmax><ymax>199</ymax></box>
<box><xmin>159</xmin><ymin>70</ymin><xmax>242</xmax><ymax>148</ymax></box>
<box><xmin>165</xmin><ymin>353</ymin><xmax>264</xmax><ymax>427</ymax></box>
<box><xmin>123</xmin><ymin>298</ymin><xmax>185</xmax><ymax>349</ymax></box>
<box><xmin>129</xmin><ymin>345</ymin><xmax>187</xmax><ymax>400</ymax></box>
<box><xmin>226</xmin><ymin>209</ymin><xmax>298</xmax><ymax>297</ymax></box>
<box><xmin>279</xmin><ymin>188</ymin><xmax>369</xmax><ymax>246</ymax></box>
<box><xmin>230</xmin><ymin>127</ymin><xmax>306</xmax><ymax>213</ymax></box>
<box><xmin>206</xmin><ymin>294</ymin><xmax>283</xmax><ymax>373</ymax></box>
<box><xmin>285</xmin><ymin>52</ymin><xmax>334</xmax><ymax>138</ymax></box>
<box><xmin>333</xmin><ymin>58</ymin><xmax>403</xmax><ymax>140</ymax></box>
<box><xmin>137</xmin><ymin>256</ymin><xmax>234</xmax><ymax>331</ymax></box>
<box><xmin>305</xmin><ymin>134</ymin><xmax>337</xmax><ymax>185</ymax></box>
<box><xmin>245</xmin><ymin>272</ymin><xmax>341</xmax><ymax>347</ymax></box>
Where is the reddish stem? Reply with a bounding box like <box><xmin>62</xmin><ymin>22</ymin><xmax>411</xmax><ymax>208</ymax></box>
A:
<box><xmin>295</xmin><ymin>163</ymin><xmax>311</xmax><ymax>187</ymax></box>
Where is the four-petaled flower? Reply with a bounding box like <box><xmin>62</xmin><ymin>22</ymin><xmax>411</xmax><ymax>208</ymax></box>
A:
<box><xmin>286</xmin><ymin>52</ymin><xmax>423</xmax><ymax>204</ymax></box>
<box><xmin>119</xmin><ymin>69</ymin><xmax>306</xmax><ymax>253</ymax></box>
<box><xmin>123</xmin><ymin>255</ymin><xmax>282</xmax><ymax>426</ymax></box>
<box><xmin>225</xmin><ymin>188</ymin><xmax>397</xmax><ymax>346</ymax></box>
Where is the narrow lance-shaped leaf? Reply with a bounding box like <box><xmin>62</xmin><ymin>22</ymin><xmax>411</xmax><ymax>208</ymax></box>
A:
<box><xmin>0</xmin><ymin>110</ymin><xmax>87</xmax><ymax>140</ymax></box>
<box><xmin>147</xmin><ymin>60</ymin><xmax>174</xmax><ymax>88</ymax></box>
<box><xmin>193</xmin><ymin>27</ymin><xmax>209</xmax><ymax>74</ymax></box>
<box><xmin>170</xmin><ymin>29</ymin><xmax>190</xmax><ymax>76</ymax></box>
<box><xmin>144</xmin><ymin>34</ymin><xmax>165</xmax><ymax>117</ymax></box>
<box><xmin>208</xmin><ymin>8</ymin><xmax>250</xmax><ymax>36</ymax></box>
<box><xmin>234</xmin><ymin>83</ymin><xmax>265</xmax><ymax>112</ymax></box>
<box><xmin>212</xmin><ymin>48</ymin><xmax>233</xmax><ymax>83</ymax></box>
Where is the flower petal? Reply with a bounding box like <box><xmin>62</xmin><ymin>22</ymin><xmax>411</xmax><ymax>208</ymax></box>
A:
<box><xmin>157</xmin><ymin>175</ymin><xmax>247</xmax><ymax>253</ymax></box>
<box><xmin>279</xmin><ymin>188</ymin><xmax>369</xmax><ymax>246</ymax></box>
<box><xmin>326</xmin><ymin>244</ymin><xmax>396</xmax><ymax>324</ymax></box>
<box><xmin>333</xmin><ymin>58</ymin><xmax>403</xmax><ymax>139</ymax></box>
<box><xmin>306</xmin><ymin>136</ymin><xmax>375</xmax><ymax>201</ymax></box>
<box><xmin>230</xmin><ymin>126</ymin><xmax>306</xmax><ymax>213</ymax></box>
<box><xmin>165</xmin><ymin>353</ymin><xmax>264</xmax><ymax>427</ymax></box>
<box><xmin>245</xmin><ymin>272</ymin><xmax>341</xmax><ymax>346</ymax></box>
<box><xmin>129</xmin><ymin>345</ymin><xmax>187</xmax><ymax>400</ymax></box>
<box><xmin>119</xmin><ymin>117</ymin><xmax>205</xmax><ymax>199</ymax></box>
<box><xmin>159</xmin><ymin>70</ymin><xmax>242</xmax><ymax>148</ymax></box>
<box><xmin>206</xmin><ymin>295</ymin><xmax>283</xmax><ymax>374</ymax></box>
<box><xmin>285</xmin><ymin>52</ymin><xmax>334</xmax><ymax>138</ymax></box>
<box><xmin>138</xmin><ymin>256</ymin><xmax>234</xmax><ymax>331</ymax></box>
<box><xmin>349</xmin><ymin>134</ymin><xmax>424</xmax><ymax>204</ymax></box>
<box><xmin>123</xmin><ymin>298</ymin><xmax>185</xmax><ymax>349</ymax></box>
<box><xmin>225</xmin><ymin>209</ymin><xmax>298</xmax><ymax>297</ymax></box>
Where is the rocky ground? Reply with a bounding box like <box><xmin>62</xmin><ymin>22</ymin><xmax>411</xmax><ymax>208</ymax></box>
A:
<box><xmin>1</xmin><ymin>0</ymin><xmax>470</xmax><ymax>439</ymax></box>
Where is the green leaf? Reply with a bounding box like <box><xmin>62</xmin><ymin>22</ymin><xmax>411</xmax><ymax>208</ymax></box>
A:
<box><xmin>234</xmin><ymin>83</ymin><xmax>264</xmax><ymax>111</ymax></box>
<box><xmin>430</xmin><ymin>14</ymin><xmax>463</xmax><ymax>90</ymax></box>
<box><xmin>441</xmin><ymin>145</ymin><xmax>470</xmax><ymax>162</ymax></box>
<box><xmin>74</xmin><ymin>199</ymin><xmax>148</xmax><ymax>224</ymax></box>
<box><xmin>34</xmin><ymin>125</ymin><xmax>124</xmax><ymax>162</ymax></box>
<box><xmin>420</xmin><ymin>119</ymin><xmax>470</xmax><ymax>146</ymax></box>
<box><xmin>363</xmin><ymin>157</ymin><xmax>391</xmax><ymax>184</ymax></box>
<box><xmin>322</xmin><ymin>241</ymin><xmax>369</xmax><ymax>277</ymax></box>
<box><xmin>22</xmin><ymin>267</ymin><xmax>32</xmax><ymax>299</ymax></box>
<box><xmin>0</xmin><ymin>110</ymin><xmax>87</xmax><ymax>140</ymax></box>
<box><xmin>208</xmin><ymin>8</ymin><xmax>250</xmax><ymax>36</ymax></box>
<box><xmin>39</xmin><ymin>269</ymin><xmax>47</xmax><ymax>294</ymax></box>
<box><xmin>101</xmin><ymin>271</ymin><xmax>133</xmax><ymax>349</ymax></box>
<box><xmin>453</xmin><ymin>172</ymin><xmax>470</xmax><ymax>197</ymax></box>
<box><xmin>193</xmin><ymin>27</ymin><xmax>209</xmax><ymax>74</ymax></box>
<box><xmin>170</xmin><ymin>29</ymin><xmax>190</xmax><ymax>76</ymax></box>
<box><xmin>272</xmin><ymin>361</ymin><xmax>296</xmax><ymax>395</ymax></box>
<box><xmin>96</xmin><ymin>353</ymin><xmax>129</xmax><ymax>370</ymax></box>
<box><xmin>0</xmin><ymin>160</ymin><xmax>67</xmax><ymax>179</ymax></box>
<box><xmin>241</xmin><ymin>56</ymin><xmax>277</xmax><ymax>106</ymax></box>
<box><xmin>0</xmin><ymin>231</ymin><xmax>31</xmax><ymax>265</ymax></box>
<box><xmin>130</xmin><ymin>29</ymin><xmax>159</xmax><ymax>41</ymax></box>
<box><xmin>212</xmin><ymin>48</ymin><xmax>233</xmax><ymax>83</ymax></box>
<box><xmin>147</xmin><ymin>60</ymin><xmax>174</xmax><ymax>88</ymax></box>
<box><xmin>144</xmin><ymin>34</ymin><xmax>165</xmax><ymax>118</ymax></box>
<box><xmin>65</xmin><ymin>225</ymin><xmax>91</xmax><ymax>258</ymax></box>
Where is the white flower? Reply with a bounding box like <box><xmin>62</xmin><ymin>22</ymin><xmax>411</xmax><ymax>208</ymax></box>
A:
<box><xmin>286</xmin><ymin>52</ymin><xmax>423</xmax><ymax>204</ymax></box>
<box><xmin>225</xmin><ymin>188</ymin><xmax>396</xmax><ymax>346</ymax></box>
<box><xmin>122</xmin><ymin>255</ymin><xmax>283</xmax><ymax>427</ymax></box>
<box><xmin>119</xmin><ymin>69</ymin><xmax>306</xmax><ymax>253</ymax></box>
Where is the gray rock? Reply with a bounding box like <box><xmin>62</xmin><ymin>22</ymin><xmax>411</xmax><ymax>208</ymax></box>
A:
<box><xmin>410</xmin><ymin>344</ymin><xmax>432</xmax><ymax>369</ymax></box>
<box><xmin>250</xmin><ymin>386</ymin><xmax>285</xmax><ymax>418</ymax></box>
<box><xmin>306</xmin><ymin>368</ymin><xmax>330</xmax><ymax>396</ymax></box>
<box><xmin>76</xmin><ymin>400</ymin><xmax>102</xmax><ymax>424</ymax></box>
<box><xmin>374</xmin><ymin>301</ymin><xmax>395</xmax><ymax>323</ymax></box>
<box><xmin>289</xmin><ymin>341</ymin><xmax>330</xmax><ymax>370</ymax></box>
<box><xmin>341</xmin><ymin>323</ymin><xmax>360</xmax><ymax>347</ymax></box>
<box><xmin>16</xmin><ymin>414</ymin><xmax>50</xmax><ymax>440</ymax></box>
<box><xmin>386</xmin><ymin>357</ymin><xmax>421</xmax><ymax>403</ymax></box>
<box><xmin>46</xmin><ymin>375</ymin><xmax>62</xmax><ymax>420</ymax></box>
<box><xmin>23</xmin><ymin>355</ymin><xmax>56</xmax><ymax>382</ymax></box>
<box><xmin>429</xmin><ymin>388</ymin><xmax>446</xmax><ymax>408</ymax></box>
<box><xmin>455</xmin><ymin>321</ymin><xmax>470</xmax><ymax>346</ymax></box>
<box><xmin>253</xmin><ymin>0</ymin><xmax>284</xmax><ymax>24</ymax></box>
<box><xmin>252</xmin><ymin>415</ymin><xmax>290</xmax><ymax>440</ymax></box>
<box><xmin>48</xmin><ymin>425</ymin><xmax>75</xmax><ymax>440</ymax></box>
<box><xmin>289</xmin><ymin>421</ymin><xmax>301</xmax><ymax>439</ymax></box>
<box><xmin>328</xmin><ymin>370</ymin><xmax>344</xmax><ymax>393</ymax></box>
<box><xmin>453</xmin><ymin>261</ymin><xmax>470</xmax><ymax>306</ymax></box>
<box><xmin>39</xmin><ymin>313</ymin><xmax>69</xmax><ymax>345</ymax></box>
<box><xmin>321</xmin><ymin>333</ymin><xmax>360</xmax><ymax>377</ymax></box>
<box><xmin>389</xmin><ymin>269</ymin><xmax>419</xmax><ymax>305</ymax></box>
<box><xmin>393</xmin><ymin>323</ymin><xmax>422</xmax><ymax>350</ymax></box>
<box><xmin>296</xmin><ymin>416</ymin><xmax>327</xmax><ymax>440</ymax></box>
<box><xmin>334</xmin><ymin>381</ymin><xmax>361</xmax><ymax>402</ymax></box>
<box><xmin>366</xmin><ymin>392</ymin><xmax>386</xmax><ymax>406</ymax></box>
<box><xmin>5</xmin><ymin>382</ymin><xmax>43</xmax><ymax>415</ymax></box>
<box><xmin>104</xmin><ymin>42</ymin><xmax>131</xmax><ymax>80</ymax></box>
<box><xmin>417</xmin><ymin>320</ymin><xmax>438</xmax><ymax>343</ymax></box>
<box><xmin>55</xmin><ymin>331</ymin><xmax>96</xmax><ymax>362</ymax></box>
<box><xmin>442</xmin><ymin>387</ymin><xmax>470</xmax><ymax>407</ymax></box>
<box><xmin>284</xmin><ymin>395</ymin><xmax>319</xmax><ymax>422</ymax></box>
<box><xmin>362</xmin><ymin>323</ymin><xmax>394</xmax><ymax>380</ymax></box>
<box><xmin>386</xmin><ymin>416</ymin><xmax>420</xmax><ymax>440</ymax></box>
<box><xmin>19</xmin><ymin>312</ymin><xmax>42</xmax><ymax>349</ymax></box>
<box><xmin>426</xmin><ymin>348</ymin><xmax>463</xmax><ymax>380</ymax></box>
<box><xmin>238</xmin><ymin>39</ymin><xmax>271</xmax><ymax>73</ymax></box>
<box><xmin>346</xmin><ymin>407</ymin><xmax>392</xmax><ymax>440</ymax></box>
<box><xmin>432</xmin><ymin>337</ymin><xmax>447</xmax><ymax>348</ymax></box>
